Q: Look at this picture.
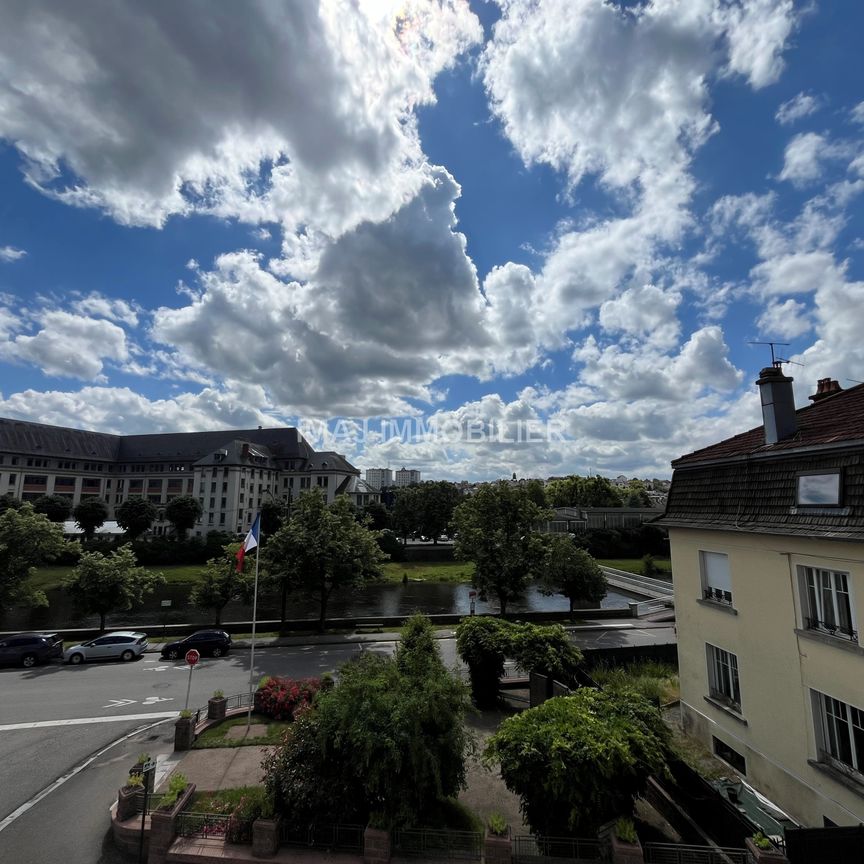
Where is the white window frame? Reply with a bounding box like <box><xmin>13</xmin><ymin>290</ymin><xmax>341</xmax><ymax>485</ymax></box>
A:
<box><xmin>812</xmin><ymin>690</ymin><xmax>864</xmax><ymax>779</ymax></box>
<box><xmin>700</xmin><ymin>551</ymin><xmax>733</xmax><ymax>605</ymax></box>
<box><xmin>706</xmin><ymin>643</ymin><xmax>741</xmax><ymax>711</ymax></box>
<box><xmin>800</xmin><ymin>566</ymin><xmax>857</xmax><ymax>642</ymax></box>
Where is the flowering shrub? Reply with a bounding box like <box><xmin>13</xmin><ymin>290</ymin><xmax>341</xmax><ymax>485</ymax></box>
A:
<box><xmin>254</xmin><ymin>676</ymin><xmax>321</xmax><ymax>720</ymax></box>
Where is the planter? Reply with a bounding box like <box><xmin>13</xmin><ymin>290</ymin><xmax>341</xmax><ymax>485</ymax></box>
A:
<box><xmin>129</xmin><ymin>762</ymin><xmax>155</xmax><ymax>795</ymax></box>
<box><xmin>745</xmin><ymin>837</ymin><xmax>788</xmax><ymax>863</ymax></box>
<box><xmin>364</xmin><ymin>826</ymin><xmax>391</xmax><ymax>864</ymax></box>
<box><xmin>116</xmin><ymin>785</ymin><xmax>140</xmax><ymax>822</ymax></box>
<box><xmin>208</xmin><ymin>697</ymin><xmax>227</xmax><ymax>722</ymax></box>
<box><xmin>484</xmin><ymin>829</ymin><xmax>512</xmax><ymax>864</ymax></box>
<box><xmin>610</xmin><ymin>834</ymin><xmax>644</xmax><ymax>864</ymax></box>
<box><xmin>174</xmin><ymin>716</ymin><xmax>195</xmax><ymax>752</ymax></box>
<box><xmin>252</xmin><ymin>816</ymin><xmax>282</xmax><ymax>858</ymax></box>
<box><xmin>149</xmin><ymin>783</ymin><xmax>196</xmax><ymax>864</ymax></box>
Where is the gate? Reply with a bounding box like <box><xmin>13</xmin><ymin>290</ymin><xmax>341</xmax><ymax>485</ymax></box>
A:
<box><xmin>512</xmin><ymin>834</ymin><xmax>608</xmax><ymax>864</ymax></box>
<box><xmin>643</xmin><ymin>842</ymin><xmax>751</xmax><ymax>864</ymax></box>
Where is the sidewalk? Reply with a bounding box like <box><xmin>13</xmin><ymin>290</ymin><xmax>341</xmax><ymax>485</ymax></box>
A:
<box><xmin>159</xmin><ymin>746</ymin><xmax>271</xmax><ymax>793</ymax></box>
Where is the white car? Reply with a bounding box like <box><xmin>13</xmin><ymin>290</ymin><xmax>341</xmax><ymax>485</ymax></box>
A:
<box><xmin>64</xmin><ymin>631</ymin><xmax>149</xmax><ymax>664</ymax></box>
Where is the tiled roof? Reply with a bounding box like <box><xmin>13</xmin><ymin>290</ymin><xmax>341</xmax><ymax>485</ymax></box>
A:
<box><xmin>673</xmin><ymin>381</ymin><xmax>864</xmax><ymax>467</ymax></box>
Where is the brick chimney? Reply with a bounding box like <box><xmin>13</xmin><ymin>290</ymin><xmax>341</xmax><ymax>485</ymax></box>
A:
<box><xmin>756</xmin><ymin>366</ymin><xmax>797</xmax><ymax>445</ymax></box>
<box><xmin>808</xmin><ymin>377</ymin><xmax>843</xmax><ymax>403</ymax></box>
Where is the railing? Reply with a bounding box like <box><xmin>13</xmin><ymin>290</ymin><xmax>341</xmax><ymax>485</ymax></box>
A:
<box><xmin>513</xmin><ymin>835</ymin><xmax>607</xmax><ymax>863</ymax></box>
<box><xmin>175</xmin><ymin>811</ymin><xmax>253</xmax><ymax>843</ymax></box>
<box><xmin>223</xmin><ymin>692</ymin><xmax>254</xmax><ymax>711</ymax></box>
<box><xmin>643</xmin><ymin>842</ymin><xmax>750</xmax><ymax>864</ymax></box>
<box><xmin>805</xmin><ymin>617</ymin><xmax>857</xmax><ymax>641</ymax></box>
<box><xmin>703</xmin><ymin>588</ymin><xmax>733</xmax><ymax>606</ymax></box>
<box><xmin>601</xmin><ymin>567</ymin><xmax>674</xmax><ymax>598</ymax></box>
<box><xmin>131</xmin><ymin>791</ymin><xmax>166</xmax><ymax>815</ymax></box>
<box><xmin>392</xmin><ymin>827</ymin><xmax>483</xmax><ymax>860</ymax></box>
<box><xmin>634</xmin><ymin>599</ymin><xmax>670</xmax><ymax>617</ymax></box>
<box><xmin>280</xmin><ymin>822</ymin><xmax>364</xmax><ymax>852</ymax></box>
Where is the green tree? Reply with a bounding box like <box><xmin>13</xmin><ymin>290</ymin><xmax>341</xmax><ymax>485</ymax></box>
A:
<box><xmin>455</xmin><ymin>616</ymin><xmax>511</xmax><ymax>708</ymax></box>
<box><xmin>115</xmin><ymin>496</ymin><xmax>157</xmax><ymax>539</ymax></box>
<box><xmin>164</xmin><ymin>495</ymin><xmax>203</xmax><ymax>539</ymax></box>
<box><xmin>485</xmin><ymin>688</ymin><xmax>670</xmax><ymax>835</ymax></box>
<box><xmin>360</xmin><ymin>500</ymin><xmax>390</xmax><ymax>531</ymax></box>
<box><xmin>546</xmin><ymin>475</ymin><xmax>622</xmax><ymax>509</ymax></box>
<box><xmin>0</xmin><ymin>493</ymin><xmax>21</xmax><ymax>514</ymax></box>
<box><xmin>32</xmin><ymin>494</ymin><xmax>73</xmax><ymax>523</ymax></box>
<box><xmin>510</xmin><ymin>622</ymin><xmax>583</xmax><ymax>683</ymax></box>
<box><xmin>73</xmin><ymin>498</ymin><xmax>109</xmax><ymax>540</ymax></box>
<box><xmin>539</xmin><ymin>537</ymin><xmax>607</xmax><ymax>613</ymax></box>
<box><xmin>264</xmin><ymin>490</ymin><xmax>385</xmax><ymax>632</ymax></box>
<box><xmin>264</xmin><ymin>614</ymin><xmax>470</xmax><ymax>827</ymax></box>
<box><xmin>260</xmin><ymin>496</ymin><xmax>290</xmax><ymax>539</ymax></box>
<box><xmin>524</xmin><ymin>478</ymin><xmax>548</xmax><ymax>508</ymax></box>
<box><xmin>414</xmin><ymin>481</ymin><xmax>462</xmax><ymax>541</ymax></box>
<box><xmin>64</xmin><ymin>544</ymin><xmax>164</xmax><ymax>631</ymax></box>
<box><xmin>391</xmin><ymin>485</ymin><xmax>421</xmax><ymax>543</ymax></box>
<box><xmin>453</xmin><ymin>482</ymin><xmax>552</xmax><ymax>614</ymax></box>
<box><xmin>189</xmin><ymin>545</ymin><xmax>254</xmax><ymax>625</ymax></box>
<box><xmin>622</xmin><ymin>479</ymin><xmax>651</xmax><ymax>508</ymax></box>
<box><xmin>0</xmin><ymin>503</ymin><xmax>72</xmax><ymax>612</ymax></box>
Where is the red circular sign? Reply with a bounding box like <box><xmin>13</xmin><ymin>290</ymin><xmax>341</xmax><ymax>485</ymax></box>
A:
<box><xmin>185</xmin><ymin>649</ymin><xmax>200</xmax><ymax>666</ymax></box>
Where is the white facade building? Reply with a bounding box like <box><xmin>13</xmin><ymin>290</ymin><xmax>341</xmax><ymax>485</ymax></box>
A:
<box><xmin>394</xmin><ymin>467</ymin><xmax>421</xmax><ymax>487</ymax></box>
<box><xmin>365</xmin><ymin>468</ymin><xmax>393</xmax><ymax>489</ymax></box>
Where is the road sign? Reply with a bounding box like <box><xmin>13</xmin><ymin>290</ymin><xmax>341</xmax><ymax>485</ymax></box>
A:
<box><xmin>469</xmin><ymin>590</ymin><xmax>477</xmax><ymax>598</ymax></box>
<box><xmin>185</xmin><ymin>649</ymin><xmax>200</xmax><ymax>666</ymax></box>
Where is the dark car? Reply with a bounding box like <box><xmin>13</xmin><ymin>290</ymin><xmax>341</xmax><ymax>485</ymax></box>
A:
<box><xmin>0</xmin><ymin>632</ymin><xmax>64</xmax><ymax>668</ymax></box>
<box><xmin>161</xmin><ymin>630</ymin><xmax>232</xmax><ymax>660</ymax></box>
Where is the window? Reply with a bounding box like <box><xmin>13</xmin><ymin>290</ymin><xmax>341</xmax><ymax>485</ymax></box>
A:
<box><xmin>221</xmin><ymin>497</ymin><xmax>226</xmax><ymax>508</ymax></box>
<box><xmin>300</xmin><ymin>476</ymin><xmax>311</xmax><ymax>489</ymax></box>
<box><xmin>700</xmin><ymin>551</ymin><xmax>732</xmax><ymax>605</ymax></box>
<box><xmin>707</xmin><ymin>644</ymin><xmax>741</xmax><ymax>711</ymax></box>
<box><xmin>798</xmin><ymin>473</ymin><xmax>841</xmax><ymax>506</ymax></box>
<box><xmin>801</xmin><ymin>566</ymin><xmax>856</xmax><ymax>641</ymax></box>
<box><xmin>713</xmin><ymin>737</ymin><xmax>746</xmax><ymax>774</ymax></box>
<box><xmin>317</xmin><ymin>475</ymin><xmax>329</xmax><ymax>488</ymax></box>
<box><xmin>813</xmin><ymin>690</ymin><xmax>864</xmax><ymax>778</ymax></box>
<box><xmin>219</xmin><ymin>513</ymin><xmax>226</xmax><ymax>524</ymax></box>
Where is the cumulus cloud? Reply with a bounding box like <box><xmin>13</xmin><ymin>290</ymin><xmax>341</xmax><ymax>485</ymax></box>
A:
<box><xmin>720</xmin><ymin>0</ymin><xmax>797</xmax><ymax>89</ymax></box>
<box><xmin>0</xmin><ymin>245</ymin><xmax>26</xmax><ymax>262</ymax></box>
<box><xmin>72</xmin><ymin>293</ymin><xmax>140</xmax><ymax>327</ymax></box>
<box><xmin>599</xmin><ymin>283</ymin><xmax>681</xmax><ymax>349</ymax></box>
<box><xmin>778</xmin><ymin>132</ymin><xmax>854</xmax><ymax>187</ymax></box>
<box><xmin>0</xmin><ymin>1</ymin><xmax>481</xmax><ymax>234</ymax></box>
<box><xmin>757</xmin><ymin>298</ymin><xmax>812</xmax><ymax>339</ymax></box>
<box><xmin>776</xmin><ymin>91</ymin><xmax>821</xmax><ymax>125</ymax></box>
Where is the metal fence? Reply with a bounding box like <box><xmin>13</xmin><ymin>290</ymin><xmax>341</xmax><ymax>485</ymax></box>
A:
<box><xmin>131</xmin><ymin>791</ymin><xmax>166</xmax><ymax>815</ymax></box>
<box><xmin>512</xmin><ymin>834</ymin><xmax>608</xmax><ymax>864</ymax></box>
<box><xmin>176</xmin><ymin>812</ymin><xmax>230</xmax><ymax>839</ymax></box>
<box><xmin>280</xmin><ymin>822</ymin><xmax>364</xmax><ymax>852</ymax></box>
<box><xmin>643</xmin><ymin>842</ymin><xmax>752</xmax><ymax>864</ymax></box>
<box><xmin>391</xmin><ymin>827</ymin><xmax>483</xmax><ymax>861</ymax></box>
<box><xmin>223</xmin><ymin>692</ymin><xmax>254</xmax><ymax>711</ymax></box>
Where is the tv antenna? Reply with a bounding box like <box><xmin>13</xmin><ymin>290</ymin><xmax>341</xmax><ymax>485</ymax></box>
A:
<box><xmin>776</xmin><ymin>356</ymin><xmax>804</xmax><ymax>368</ymax></box>
<box><xmin>749</xmin><ymin>341</ymin><xmax>790</xmax><ymax>368</ymax></box>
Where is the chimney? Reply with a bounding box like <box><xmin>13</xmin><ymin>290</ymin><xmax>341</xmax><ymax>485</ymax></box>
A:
<box><xmin>241</xmin><ymin>442</ymin><xmax>250</xmax><ymax>457</ymax></box>
<box><xmin>756</xmin><ymin>366</ymin><xmax>797</xmax><ymax>445</ymax></box>
<box><xmin>809</xmin><ymin>377</ymin><xmax>843</xmax><ymax>403</ymax></box>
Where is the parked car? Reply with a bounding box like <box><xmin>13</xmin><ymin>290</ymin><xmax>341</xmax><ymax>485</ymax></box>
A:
<box><xmin>160</xmin><ymin>630</ymin><xmax>232</xmax><ymax>660</ymax></box>
<box><xmin>0</xmin><ymin>632</ymin><xmax>63</xmax><ymax>668</ymax></box>
<box><xmin>64</xmin><ymin>631</ymin><xmax>149</xmax><ymax>664</ymax></box>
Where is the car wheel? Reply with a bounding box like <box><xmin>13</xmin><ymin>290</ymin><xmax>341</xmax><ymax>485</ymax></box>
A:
<box><xmin>21</xmin><ymin>653</ymin><xmax>38</xmax><ymax>668</ymax></box>
<box><xmin>212</xmin><ymin>647</ymin><xmax>223</xmax><ymax>658</ymax></box>
<box><xmin>121</xmin><ymin>649</ymin><xmax>134</xmax><ymax>662</ymax></box>
<box><xmin>69</xmin><ymin>653</ymin><xmax>84</xmax><ymax>665</ymax></box>
<box><xmin>167</xmin><ymin>649</ymin><xmax>179</xmax><ymax>660</ymax></box>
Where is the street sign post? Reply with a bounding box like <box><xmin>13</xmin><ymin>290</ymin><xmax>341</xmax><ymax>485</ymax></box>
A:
<box><xmin>183</xmin><ymin>649</ymin><xmax>200</xmax><ymax>711</ymax></box>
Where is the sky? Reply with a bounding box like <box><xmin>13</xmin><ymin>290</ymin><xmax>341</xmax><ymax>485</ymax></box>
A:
<box><xmin>0</xmin><ymin>0</ymin><xmax>862</xmax><ymax>482</ymax></box>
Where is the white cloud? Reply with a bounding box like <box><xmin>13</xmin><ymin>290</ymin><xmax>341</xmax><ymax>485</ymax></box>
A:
<box><xmin>0</xmin><ymin>1</ymin><xmax>481</xmax><ymax>234</ymax></box>
<box><xmin>720</xmin><ymin>0</ymin><xmax>797</xmax><ymax>89</ymax></box>
<box><xmin>0</xmin><ymin>245</ymin><xmax>26</xmax><ymax>262</ymax></box>
<box><xmin>599</xmin><ymin>283</ymin><xmax>681</xmax><ymax>349</ymax></box>
<box><xmin>757</xmin><ymin>298</ymin><xmax>812</xmax><ymax>339</ymax></box>
<box><xmin>71</xmin><ymin>293</ymin><xmax>140</xmax><ymax>327</ymax></box>
<box><xmin>778</xmin><ymin>132</ymin><xmax>854</xmax><ymax>187</ymax></box>
<box><xmin>775</xmin><ymin>91</ymin><xmax>821</xmax><ymax>125</ymax></box>
<box><xmin>851</xmin><ymin>101</ymin><xmax>864</xmax><ymax>125</ymax></box>
<box><xmin>750</xmin><ymin>250</ymin><xmax>846</xmax><ymax>296</ymax></box>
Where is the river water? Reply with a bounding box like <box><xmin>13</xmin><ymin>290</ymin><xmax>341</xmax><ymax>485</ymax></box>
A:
<box><xmin>0</xmin><ymin>581</ymin><xmax>640</xmax><ymax>631</ymax></box>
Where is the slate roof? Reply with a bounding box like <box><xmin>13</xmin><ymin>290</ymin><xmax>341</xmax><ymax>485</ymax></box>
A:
<box><xmin>117</xmin><ymin>427</ymin><xmax>308</xmax><ymax>463</ymax></box>
<box><xmin>659</xmin><ymin>382</ymin><xmax>864</xmax><ymax>541</ymax></box>
<box><xmin>0</xmin><ymin>417</ymin><xmax>120</xmax><ymax>460</ymax></box>
<box><xmin>673</xmin><ymin>381</ymin><xmax>864</xmax><ymax>467</ymax></box>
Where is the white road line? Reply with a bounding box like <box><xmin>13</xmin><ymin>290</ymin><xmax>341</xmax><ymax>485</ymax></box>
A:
<box><xmin>0</xmin><ymin>711</ymin><xmax>178</xmax><ymax>731</ymax></box>
<box><xmin>0</xmin><ymin>715</ymin><xmax>173</xmax><ymax>833</ymax></box>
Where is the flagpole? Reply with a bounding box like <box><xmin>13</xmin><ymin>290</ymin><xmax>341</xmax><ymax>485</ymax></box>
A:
<box><xmin>246</xmin><ymin>517</ymin><xmax>261</xmax><ymax>733</ymax></box>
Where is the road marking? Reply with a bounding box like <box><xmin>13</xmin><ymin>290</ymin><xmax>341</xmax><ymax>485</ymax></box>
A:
<box><xmin>0</xmin><ymin>715</ymin><xmax>173</xmax><ymax>834</ymax></box>
<box><xmin>0</xmin><ymin>711</ymin><xmax>178</xmax><ymax>732</ymax></box>
<box><xmin>143</xmin><ymin>665</ymin><xmax>171</xmax><ymax>672</ymax></box>
<box><xmin>142</xmin><ymin>696</ymin><xmax>173</xmax><ymax>705</ymax></box>
<box><xmin>103</xmin><ymin>698</ymin><xmax>136</xmax><ymax>709</ymax></box>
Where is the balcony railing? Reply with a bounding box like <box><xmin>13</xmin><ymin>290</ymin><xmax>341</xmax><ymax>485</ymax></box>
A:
<box><xmin>703</xmin><ymin>587</ymin><xmax>733</xmax><ymax>606</ymax></box>
<box><xmin>805</xmin><ymin>617</ymin><xmax>858</xmax><ymax>642</ymax></box>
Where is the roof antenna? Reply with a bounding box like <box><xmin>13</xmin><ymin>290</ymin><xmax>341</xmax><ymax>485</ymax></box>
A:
<box><xmin>847</xmin><ymin>378</ymin><xmax>864</xmax><ymax>385</ymax></box>
<box><xmin>749</xmin><ymin>341</ymin><xmax>790</xmax><ymax>369</ymax></box>
<box><xmin>776</xmin><ymin>356</ymin><xmax>804</xmax><ymax>368</ymax></box>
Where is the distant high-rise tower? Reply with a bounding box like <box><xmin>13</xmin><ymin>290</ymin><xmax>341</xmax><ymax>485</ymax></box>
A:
<box><xmin>365</xmin><ymin>468</ymin><xmax>393</xmax><ymax>489</ymax></box>
<box><xmin>394</xmin><ymin>467</ymin><xmax>421</xmax><ymax>487</ymax></box>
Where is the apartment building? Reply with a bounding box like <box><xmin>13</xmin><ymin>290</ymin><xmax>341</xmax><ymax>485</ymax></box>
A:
<box><xmin>364</xmin><ymin>468</ymin><xmax>393</xmax><ymax>489</ymax></box>
<box><xmin>0</xmin><ymin>418</ymin><xmax>362</xmax><ymax>536</ymax></box>
<box><xmin>659</xmin><ymin>368</ymin><xmax>864</xmax><ymax>827</ymax></box>
<box><xmin>394</xmin><ymin>467</ymin><xmax>421</xmax><ymax>487</ymax></box>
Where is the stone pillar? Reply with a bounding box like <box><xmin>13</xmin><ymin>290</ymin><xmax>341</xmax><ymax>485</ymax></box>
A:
<box><xmin>148</xmin><ymin>811</ymin><xmax>175</xmax><ymax>864</ymax></box>
<box><xmin>364</xmin><ymin>826</ymin><xmax>391</xmax><ymax>864</ymax></box>
<box><xmin>745</xmin><ymin>838</ymin><xmax>789</xmax><ymax>864</ymax></box>
<box><xmin>116</xmin><ymin>786</ymin><xmax>140</xmax><ymax>822</ymax></box>
<box><xmin>174</xmin><ymin>716</ymin><xmax>195</xmax><ymax>751</ymax></box>
<box><xmin>252</xmin><ymin>817</ymin><xmax>281</xmax><ymax>858</ymax></box>
<box><xmin>484</xmin><ymin>833</ymin><xmax>512</xmax><ymax>864</ymax></box>
<box><xmin>207</xmin><ymin>697</ymin><xmax>227</xmax><ymax>721</ymax></box>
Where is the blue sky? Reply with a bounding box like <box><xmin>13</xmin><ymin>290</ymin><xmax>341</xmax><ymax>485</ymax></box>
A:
<box><xmin>0</xmin><ymin>0</ymin><xmax>862</xmax><ymax>480</ymax></box>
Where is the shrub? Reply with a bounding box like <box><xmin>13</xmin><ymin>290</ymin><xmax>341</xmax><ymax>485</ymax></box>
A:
<box><xmin>614</xmin><ymin>817</ymin><xmax>638</xmax><ymax>844</ymax></box>
<box><xmin>159</xmin><ymin>772</ymin><xmax>188</xmax><ymax>809</ymax></box>
<box><xmin>510</xmin><ymin>622</ymin><xmax>583</xmax><ymax>683</ymax></box>
<box><xmin>125</xmin><ymin>773</ymin><xmax>144</xmax><ymax>789</ymax></box>
<box><xmin>227</xmin><ymin>788</ymin><xmax>271</xmax><ymax>842</ymax></box>
<box><xmin>255</xmin><ymin>676</ymin><xmax>321</xmax><ymax>720</ymax></box>
<box><xmin>212</xmin><ymin>689</ymin><xmax>224</xmax><ymax>699</ymax></box>
<box><xmin>641</xmin><ymin>554</ymin><xmax>657</xmax><ymax>578</ymax></box>
<box><xmin>455</xmin><ymin>617</ymin><xmax>510</xmax><ymax>708</ymax></box>
<box><xmin>751</xmin><ymin>832</ymin><xmax>773</xmax><ymax>850</ymax></box>
<box><xmin>487</xmin><ymin>812</ymin><xmax>508</xmax><ymax>836</ymax></box>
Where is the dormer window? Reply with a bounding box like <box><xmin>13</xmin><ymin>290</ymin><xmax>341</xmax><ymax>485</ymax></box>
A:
<box><xmin>797</xmin><ymin>472</ymin><xmax>841</xmax><ymax>506</ymax></box>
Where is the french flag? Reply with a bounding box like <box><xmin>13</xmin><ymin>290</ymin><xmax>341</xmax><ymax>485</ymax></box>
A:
<box><xmin>235</xmin><ymin>513</ymin><xmax>261</xmax><ymax>572</ymax></box>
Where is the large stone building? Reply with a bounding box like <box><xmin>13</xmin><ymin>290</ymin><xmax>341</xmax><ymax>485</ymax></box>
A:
<box><xmin>394</xmin><ymin>467</ymin><xmax>421</xmax><ymax>487</ymax></box>
<box><xmin>364</xmin><ymin>468</ymin><xmax>393</xmax><ymax>490</ymax></box>
<box><xmin>659</xmin><ymin>369</ymin><xmax>864</xmax><ymax>827</ymax></box>
<box><xmin>0</xmin><ymin>418</ymin><xmax>373</xmax><ymax>536</ymax></box>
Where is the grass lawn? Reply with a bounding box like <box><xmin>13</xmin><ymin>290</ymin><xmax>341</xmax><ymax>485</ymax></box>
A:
<box><xmin>598</xmin><ymin>558</ymin><xmax>672</xmax><ymax>578</ymax></box>
<box><xmin>189</xmin><ymin>786</ymin><xmax>269</xmax><ymax>812</ymax></box>
<box><xmin>192</xmin><ymin>713</ymin><xmax>291</xmax><ymax>749</ymax></box>
<box><xmin>29</xmin><ymin>563</ymin><xmax>207</xmax><ymax>592</ymax></box>
<box><xmin>380</xmin><ymin>560</ymin><xmax>474</xmax><ymax>584</ymax></box>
